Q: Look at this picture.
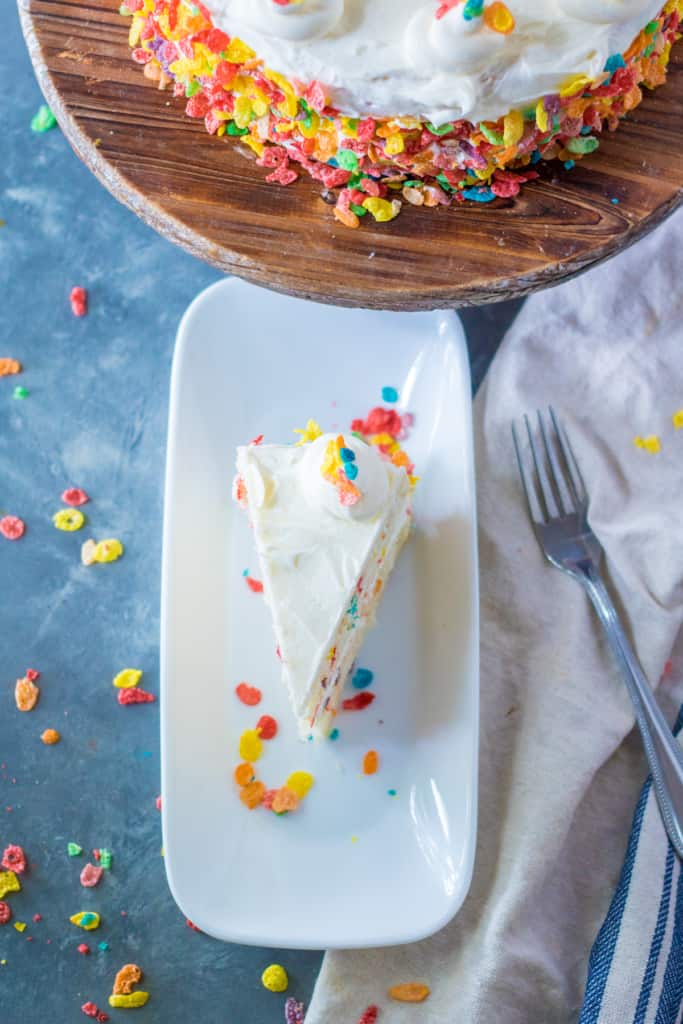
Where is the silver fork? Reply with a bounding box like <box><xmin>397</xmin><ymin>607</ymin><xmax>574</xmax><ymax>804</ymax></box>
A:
<box><xmin>513</xmin><ymin>408</ymin><xmax>683</xmax><ymax>859</ymax></box>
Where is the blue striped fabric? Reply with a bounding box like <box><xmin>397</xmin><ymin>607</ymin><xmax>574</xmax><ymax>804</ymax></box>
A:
<box><xmin>579</xmin><ymin>706</ymin><xmax>683</xmax><ymax>1024</ymax></box>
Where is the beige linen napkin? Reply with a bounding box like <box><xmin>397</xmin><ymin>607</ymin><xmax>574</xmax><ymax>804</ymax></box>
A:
<box><xmin>307</xmin><ymin>209</ymin><xmax>683</xmax><ymax>1024</ymax></box>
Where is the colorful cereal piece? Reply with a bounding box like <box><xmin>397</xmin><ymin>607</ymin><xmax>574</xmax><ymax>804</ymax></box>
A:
<box><xmin>381</xmin><ymin>386</ymin><xmax>398</xmax><ymax>403</ymax></box>
<box><xmin>113</xmin><ymin>669</ymin><xmax>142</xmax><ymax>689</ymax></box>
<box><xmin>118</xmin><ymin>687</ymin><xmax>155</xmax><ymax>705</ymax></box>
<box><xmin>363</xmin><ymin>750</ymin><xmax>379</xmax><ymax>775</ymax></box>
<box><xmin>15</xmin><ymin>676</ymin><xmax>40</xmax><ymax>711</ymax></box>
<box><xmin>70</xmin><ymin>911</ymin><xmax>101</xmax><ymax>931</ymax></box>
<box><xmin>483</xmin><ymin>1</ymin><xmax>515</xmax><ymax>33</ymax></box>
<box><xmin>285</xmin><ymin>771</ymin><xmax>314</xmax><ymax>799</ymax></box>
<box><xmin>62</xmin><ymin>488</ymin><xmax>90</xmax><ymax>506</ymax></box>
<box><xmin>261</xmin><ymin>964</ymin><xmax>288</xmax><ymax>993</ymax></box>
<box><xmin>41</xmin><ymin>728</ymin><xmax>61</xmax><ymax>744</ymax></box>
<box><xmin>235</xmin><ymin>682</ymin><xmax>262</xmax><ymax>706</ymax></box>
<box><xmin>53</xmin><ymin>508</ymin><xmax>85</xmax><ymax>531</ymax></box>
<box><xmin>99</xmin><ymin>848</ymin><xmax>113</xmax><ymax>870</ymax></box>
<box><xmin>70</xmin><ymin>287</ymin><xmax>88</xmax><ymax>317</ymax></box>
<box><xmin>81</xmin><ymin>1002</ymin><xmax>109</xmax><ymax>1022</ymax></box>
<box><xmin>0</xmin><ymin>901</ymin><xmax>11</xmax><ymax>925</ymax></box>
<box><xmin>239</xmin><ymin>781</ymin><xmax>266</xmax><ymax>809</ymax></box>
<box><xmin>13</xmin><ymin>920</ymin><xmax>26</xmax><ymax>932</ymax></box>
<box><xmin>239</xmin><ymin>729</ymin><xmax>263</xmax><ymax>762</ymax></box>
<box><xmin>0</xmin><ymin>515</ymin><xmax>26</xmax><ymax>540</ymax></box>
<box><xmin>31</xmin><ymin>104</ymin><xmax>57</xmax><ymax>132</ymax></box>
<box><xmin>245</xmin><ymin>575</ymin><xmax>264</xmax><ymax>593</ymax></box>
<box><xmin>284</xmin><ymin>997</ymin><xmax>306</xmax><ymax>1024</ymax></box>
<box><xmin>294</xmin><ymin>420</ymin><xmax>323</xmax><ymax>445</ymax></box>
<box><xmin>342</xmin><ymin>692</ymin><xmax>375</xmax><ymax>711</ymax></box>
<box><xmin>78</xmin><ymin>943</ymin><xmax>91</xmax><ymax>955</ymax></box>
<box><xmin>108</xmin><ymin>993</ymin><xmax>150</xmax><ymax>1009</ymax></box>
<box><xmin>0</xmin><ymin>873</ymin><xmax>20</xmax><ymax>898</ymax></box>
<box><xmin>388</xmin><ymin>982</ymin><xmax>431</xmax><ymax>1003</ymax></box>
<box><xmin>93</xmin><ymin>539</ymin><xmax>124</xmax><ymax>563</ymax></box>
<box><xmin>352</xmin><ymin>667</ymin><xmax>374</xmax><ymax>689</ymax></box>
<box><xmin>0</xmin><ymin>358</ymin><xmax>21</xmax><ymax>376</ymax></box>
<box><xmin>2</xmin><ymin>845</ymin><xmax>27</xmax><ymax>874</ymax></box>
<box><xmin>271</xmin><ymin>787</ymin><xmax>300</xmax><ymax>814</ymax></box>
<box><xmin>111</xmin><ymin>963</ymin><xmax>144</xmax><ymax>995</ymax></box>
<box><xmin>80</xmin><ymin>864</ymin><xmax>104</xmax><ymax>888</ymax></box>
<box><xmin>234</xmin><ymin>762</ymin><xmax>254</xmax><ymax>786</ymax></box>
<box><xmin>26</xmin><ymin>668</ymin><xmax>40</xmax><ymax>681</ymax></box>
<box><xmin>68</xmin><ymin>843</ymin><xmax>83</xmax><ymax>857</ymax></box>
<box><xmin>357</xmin><ymin>1007</ymin><xmax>379</xmax><ymax>1024</ymax></box>
<box><xmin>673</xmin><ymin>410</ymin><xmax>683</xmax><ymax>429</ymax></box>
<box><xmin>256</xmin><ymin>714</ymin><xmax>278</xmax><ymax>740</ymax></box>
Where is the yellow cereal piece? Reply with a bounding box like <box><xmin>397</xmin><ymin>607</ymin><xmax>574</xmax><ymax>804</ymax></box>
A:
<box><xmin>70</xmin><ymin>911</ymin><xmax>101</xmax><ymax>931</ymax></box>
<box><xmin>294</xmin><ymin>420</ymin><xmax>323</xmax><ymax>446</ymax></box>
<box><xmin>384</xmin><ymin>133</ymin><xmax>405</xmax><ymax>156</ymax></box>
<box><xmin>503</xmin><ymin>109</ymin><xmax>524</xmax><ymax>146</ymax></box>
<box><xmin>224</xmin><ymin>38</ymin><xmax>255</xmax><ymax>63</ymax></box>
<box><xmin>0</xmin><ymin>872</ymin><xmax>21</xmax><ymax>899</ymax></box>
<box><xmin>108</xmin><ymin>992</ymin><xmax>150</xmax><ymax>1009</ymax></box>
<box><xmin>234</xmin><ymin>95</ymin><xmax>253</xmax><ymax>129</ymax></box>
<box><xmin>362</xmin><ymin>197</ymin><xmax>401</xmax><ymax>223</ymax></box>
<box><xmin>261</xmin><ymin>964</ymin><xmax>288</xmax><ymax>993</ymax></box>
<box><xmin>93</xmin><ymin>539</ymin><xmax>124</xmax><ymax>563</ymax></box>
<box><xmin>113</xmin><ymin>669</ymin><xmax>143</xmax><ymax>689</ymax></box>
<box><xmin>285</xmin><ymin>771</ymin><xmax>314</xmax><ymax>799</ymax></box>
<box><xmin>633</xmin><ymin>435</ymin><xmax>661</xmax><ymax>453</ymax></box>
<box><xmin>559</xmin><ymin>73</ymin><xmax>593</xmax><ymax>97</ymax></box>
<box><xmin>483</xmin><ymin>1</ymin><xmax>515</xmax><ymax>33</ymax></box>
<box><xmin>388</xmin><ymin>982</ymin><xmax>431</xmax><ymax>1003</ymax></box>
<box><xmin>239</xmin><ymin>729</ymin><xmax>263</xmax><ymax>763</ymax></box>
<box><xmin>535</xmin><ymin>98</ymin><xmax>549</xmax><ymax>132</ymax></box>
<box><xmin>672</xmin><ymin>409</ymin><xmax>683</xmax><ymax>428</ymax></box>
<box><xmin>13</xmin><ymin>921</ymin><xmax>26</xmax><ymax>933</ymax></box>
<box><xmin>53</xmin><ymin>508</ymin><xmax>85</xmax><ymax>531</ymax></box>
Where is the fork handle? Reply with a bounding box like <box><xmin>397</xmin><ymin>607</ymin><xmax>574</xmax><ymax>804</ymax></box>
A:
<box><xmin>580</xmin><ymin>566</ymin><xmax>683</xmax><ymax>859</ymax></box>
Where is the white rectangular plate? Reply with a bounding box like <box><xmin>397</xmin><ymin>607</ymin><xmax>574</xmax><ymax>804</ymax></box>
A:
<box><xmin>161</xmin><ymin>279</ymin><xmax>479</xmax><ymax>950</ymax></box>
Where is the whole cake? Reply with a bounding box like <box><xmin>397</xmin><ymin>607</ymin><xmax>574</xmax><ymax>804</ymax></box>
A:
<box><xmin>233</xmin><ymin>418</ymin><xmax>415</xmax><ymax>738</ymax></box>
<box><xmin>121</xmin><ymin>0</ymin><xmax>682</xmax><ymax>224</ymax></box>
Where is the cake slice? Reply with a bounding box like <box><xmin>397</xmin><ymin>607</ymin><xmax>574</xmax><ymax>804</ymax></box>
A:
<box><xmin>234</xmin><ymin>424</ymin><xmax>413</xmax><ymax>737</ymax></box>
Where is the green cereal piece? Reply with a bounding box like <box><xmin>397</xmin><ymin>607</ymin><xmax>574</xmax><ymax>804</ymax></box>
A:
<box><xmin>99</xmin><ymin>848</ymin><xmax>113</xmax><ymax>870</ymax></box>
<box><xmin>31</xmin><ymin>105</ymin><xmax>57</xmax><ymax>133</ymax></box>
<box><xmin>68</xmin><ymin>843</ymin><xmax>83</xmax><ymax>857</ymax></box>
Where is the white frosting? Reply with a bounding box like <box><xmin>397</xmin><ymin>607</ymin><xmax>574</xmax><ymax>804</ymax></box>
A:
<box><xmin>209</xmin><ymin>0</ymin><xmax>661</xmax><ymax>124</ymax></box>
<box><xmin>236</xmin><ymin>439</ymin><xmax>411</xmax><ymax>727</ymax></box>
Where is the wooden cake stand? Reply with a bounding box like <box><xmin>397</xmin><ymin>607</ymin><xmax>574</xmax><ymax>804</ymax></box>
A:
<box><xmin>19</xmin><ymin>0</ymin><xmax>683</xmax><ymax>310</ymax></box>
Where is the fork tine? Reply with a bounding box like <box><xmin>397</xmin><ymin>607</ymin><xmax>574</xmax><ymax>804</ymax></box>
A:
<box><xmin>537</xmin><ymin>410</ymin><xmax>567</xmax><ymax>516</ymax></box>
<box><xmin>511</xmin><ymin>422</ymin><xmax>541</xmax><ymax>522</ymax></box>
<box><xmin>524</xmin><ymin>413</ymin><xmax>558</xmax><ymax>521</ymax></box>
<box><xmin>549</xmin><ymin>406</ymin><xmax>587</xmax><ymax>508</ymax></box>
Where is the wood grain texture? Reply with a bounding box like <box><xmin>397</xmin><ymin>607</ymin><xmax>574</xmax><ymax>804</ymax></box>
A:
<box><xmin>18</xmin><ymin>0</ymin><xmax>683</xmax><ymax>310</ymax></box>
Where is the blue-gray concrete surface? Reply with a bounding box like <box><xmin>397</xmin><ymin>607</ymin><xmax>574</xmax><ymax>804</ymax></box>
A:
<box><xmin>1</xmin><ymin>6</ymin><xmax>521</xmax><ymax>1020</ymax></box>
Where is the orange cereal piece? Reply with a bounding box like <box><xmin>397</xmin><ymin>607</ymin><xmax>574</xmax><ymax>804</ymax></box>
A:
<box><xmin>272</xmin><ymin>786</ymin><xmax>300</xmax><ymax>814</ymax></box>
<box><xmin>388</xmin><ymin>983</ymin><xmax>431</xmax><ymax>1003</ymax></box>
<box><xmin>113</xmin><ymin>963</ymin><xmax>143</xmax><ymax>995</ymax></box>
<box><xmin>0</xmin><ymin>358</ymin><xmax>21</xmax><ymax>376</ymax></box>
<box><xmin>15</xmin><ymin>676</ymin><xmax>40</xmax><ymax>712</ymax></box>
<box><xmin>234</xmin><ymin>762</ymin><xmax>254</xmax><ymax>787</ymax></box>
<box><xmin>239</xmin><ymin>780</ymin><xmax>265</xmax><ymax>809</ymax></box>
<box><xmin>363</xmin><ymin>750</ymin><xmax>379</xmax><ymax>775</ymax></box>
<box><xmin>41</xmin><ymin>728</ymin><xmax>61</xmax><ymax>745</ymax></box>
<box><xmin>483</xmin><ymin>1</ymin><xmax>515</xmax><ymax>33</ymax></box>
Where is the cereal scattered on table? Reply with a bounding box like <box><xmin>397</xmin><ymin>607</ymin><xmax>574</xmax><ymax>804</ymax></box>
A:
<box><xmin>53</xmin><ymin>508</ymin><xmax>85</xmax><ymax>531</ymax></box>
<box><xmin>388</xmin><ymin>982</ymin><xmax>431</xmax><ymax>1003</ymax></box>
<box><xmin>284</xmin><ymin>997</ymin><xmax>306</xmax><ymax>1024</ymax></box>
<box><xmin>108</xmin><ymin>963</ymin><xmax>150</xmax><ymax>1008</ymax></box>
<box><xmin>70</xmin><ymin>286</ymin><xmax>88</xmax><ymax>317</ymax></box>
<box><xmin>0</xmin><ymin>358</ymin><xmax>21</xmax><ymax>376</ymax></box>
<box><xmin>15</xmin><ymin>676</ymin><xmax>40</xmax><ymax>712</ymax></box>
<box><xmin>70</xmin><ymin>911</ymin><xmax>101</xmax><ymax>931</ymax></box>
<box><xmin>30</xmin><ymin>104</ymin><xmax>57</xmax><ymax>133</ymax></box>
<box><xmin>0</xmin><ymin>901</ymin><xmax>11</xmax><ymax>925</ymax></box>
<box><xmin>2</xmin><ymin>845</ymin><xmax>26</xmax><ymax>874</ymax></box>
<box><xmin>62</xmin><ymin>487</ymin><xmax>90</xmax><ymax>506</ymax></box>
<box><xmin>235</xmin><ymin>682</ymin><xmax>262</xmax><ymax>706</ymax></box>
<box><xmin>261</xmin><ymin>963</ymin><xmax>288</xmax><ymax>993</ymax></box>
<box><xmin>80</xmin><ymin>864</ymin><xmax>104</xmax><ymax>888</ymax></box>
<box><xmin>0</xmin><ymin>515</ymin><xmax>26</xmax><ymax>541</ymax></box>
<box><xmin>363</xmin><ymin>750</ymin><xmax>379</xmax><ymax>775</ymax></box>
<box><xmin>112</xmin><ymin>668</ymin><xmax>142</xmax><ymax>689</ymax></box>
<box><xmin>117</xmin><ymin>688</ymin><xmax>155</xmax><ymax>705</ymax></box>
<box><xmin>633</xmin><ymin>435</ymin><xmax>661</xmax><ymax>453</ymax></box>
<box><xmin>40</xmin><ymin>728</ymin><xmax>61</xmax><ymax>745</ymax></box>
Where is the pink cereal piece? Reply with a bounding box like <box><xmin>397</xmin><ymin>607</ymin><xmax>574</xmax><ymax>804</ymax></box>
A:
<box><xmin>0</xmin><ymin>515</ymin><xmax>26</xmax><ymax>540</ymax></box>
<box><xmin>70</xmin><ymin>287</ymin><xmax>88</xmax><ymax>317</ymax></box>
<box><xmin>245</xmin><ymin>576</ymin><xmax>264</xmax><ymax>594</ymax></box>
<box><xmin>26</xmin><ymin>668</ymin><xmax>40</xmax><ymax>682</ymax></box>
<box><xmin>155</xmin><ymin>795</ymin><xmax>162</xmax><ymax>811</ymax></box>
<box><xmin>62</xmin><ymin>488</ymin><xmax>90</xmax><ymax>507</ymax></box>
<box><xmin>0</xmin><ymin>901</ymin><xmax>11</xmax><ymax>925</ymax></box>
<box><xmin>80</xmin><ymin>863</ymin><xmax>104</xmax><ymax>888</ymax></box>
<box><xmin>117</xmin><ymin>687</ymin><xmax>156</xmax><ymax>705</ymax></box>
<box><xmin>77</xmin><ymin>942</ymin><xmax>91</xmax><ymax>955</ymax></box>
<box><xmin>2</xmin><ymin>844</ymin><xmax>27</xmax><ymax>874</ymax></box>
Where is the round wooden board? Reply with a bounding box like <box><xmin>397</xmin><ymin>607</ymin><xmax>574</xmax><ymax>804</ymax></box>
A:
<box><xmin>19</xmin><ymin>0</ymin><xmax>683</xmax><ymax>310</ymax></box>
